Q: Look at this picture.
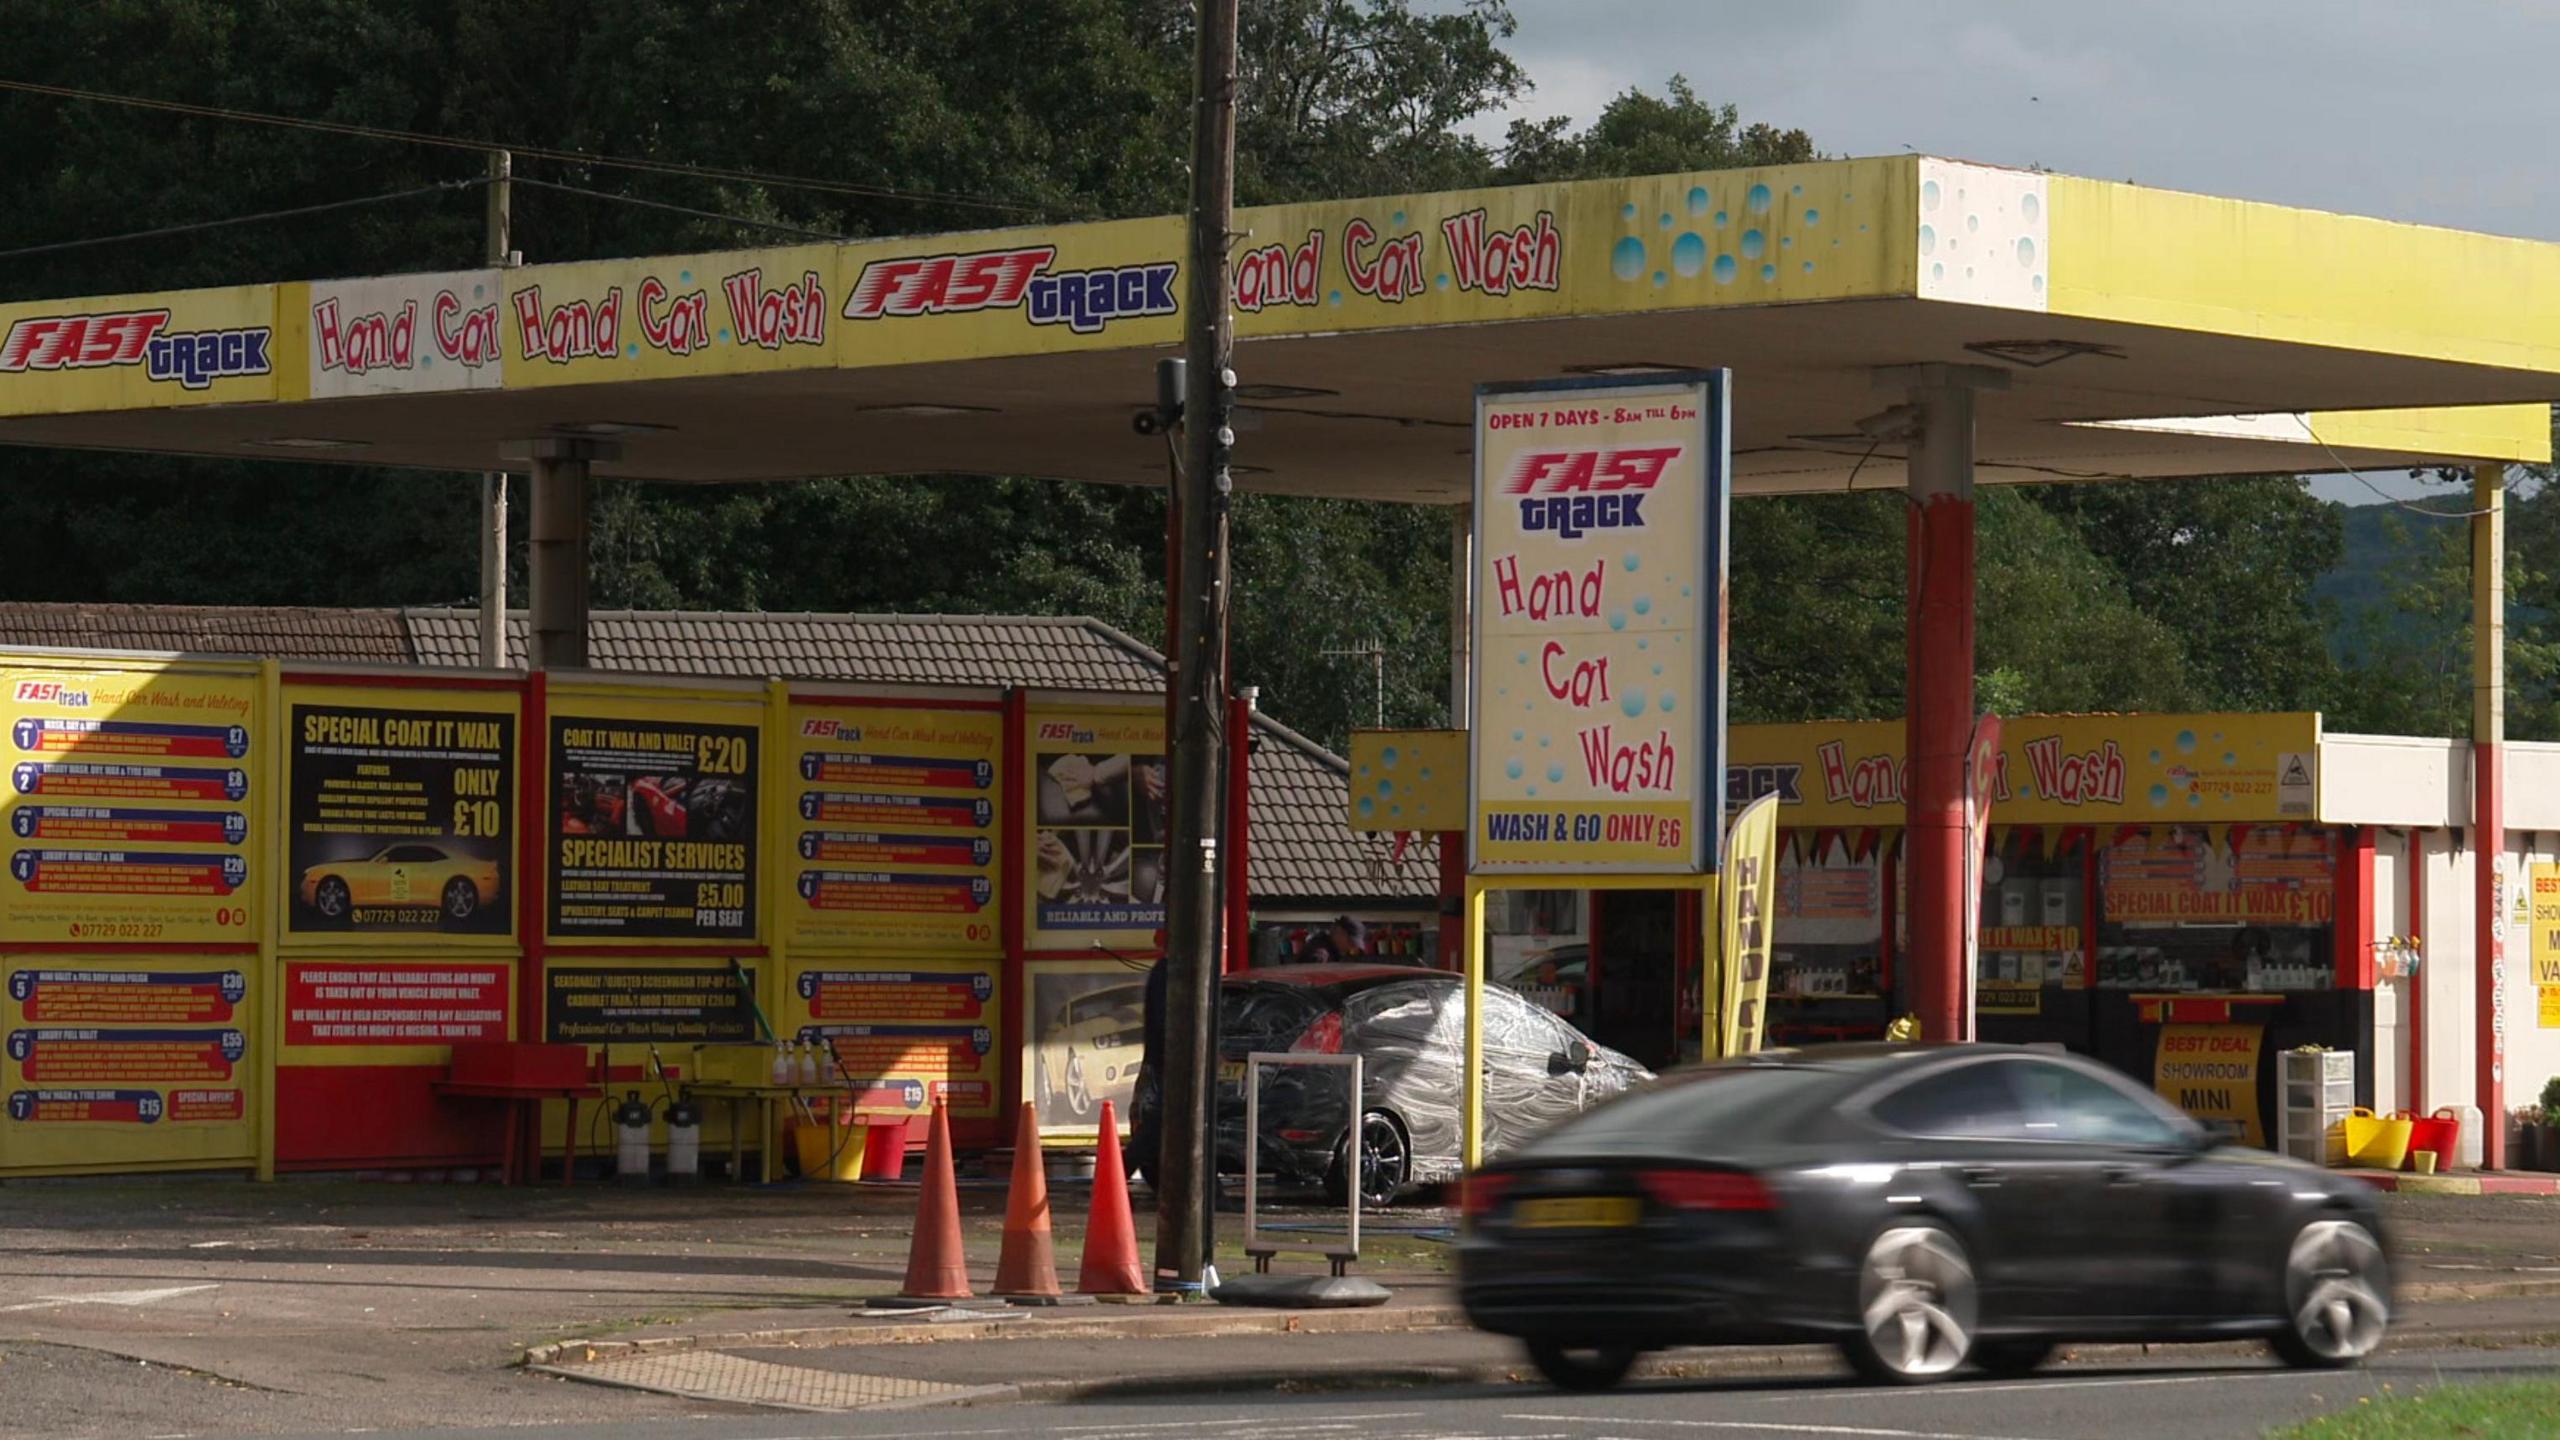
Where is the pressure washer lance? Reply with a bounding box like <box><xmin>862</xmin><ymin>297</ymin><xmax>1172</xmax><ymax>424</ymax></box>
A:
<box><xmin>613</xmin><ymin>1092</ymin><xmax>655</xmax><ymax>1185</ymax></box>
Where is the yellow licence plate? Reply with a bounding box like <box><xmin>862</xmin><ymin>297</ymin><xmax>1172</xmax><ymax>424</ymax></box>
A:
<box><xmin>1218</xmin><ymin>1059</ymin><xmax>1246</xmax><ymax>1085</ymax></box>
<box><xmin>1513</xmin><ymin>1196</ymin><xmax>1640</xmax><ymax>1229</ymax></box>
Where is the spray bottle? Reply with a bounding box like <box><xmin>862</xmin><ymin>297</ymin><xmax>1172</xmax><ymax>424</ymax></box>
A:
<box><xmin>613</xmin><ymin>1092</ymin><xmax>654</xmax><ymax>1185</ymax></box>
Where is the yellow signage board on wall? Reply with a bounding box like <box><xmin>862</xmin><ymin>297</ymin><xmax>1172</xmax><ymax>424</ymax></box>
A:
<box><xmin>1471</xmin><ymin>374</ymin><xmax>1730</xmax><ymax>874</ymax></box>
<box><xmin>282</xmin><ymin>684</ymin><xmax>519</xmax><ymax>944</ymax></box>
<box><xmin>782</xmin><ymin>698</ymin><xmax>1003</xmax><ymax>955</ymax></box>
<box><xmin>1728</xmin><ymin>712</ymin><xmax>2321</xmax><ymax>828</ymax></box>
<box><xmin>545</xmin><ymin>688</ymin><xmax>762</xmax><ymax>946</ymax></box>
<box><xmin>2531</xmin><ymin>863</ymin><xmax>2560</xmax><ymax>1028</ymax></box>
<box><xmin>1</xmin><ymin>662</ymin><xmax>261</xmax><ymax>945</ymax></box>
<box><xmin>781</xmin><ymin>957</ymin><xmax>1000</xmax><ymax>1119</ymax></box>
<box><xmin>1021</xmin><ymin>705</ymin><xmax>1166</xmax><ymax>953</ymax></box>
<box><xmin>3</xmin><ymin>955</ymin><xmax>258</xmax><ymax>1173</ymax></box>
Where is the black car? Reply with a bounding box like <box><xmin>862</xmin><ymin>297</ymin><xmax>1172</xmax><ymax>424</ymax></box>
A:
<box><xmin>1214</xmin><ymin>965</ymin><xmax>1650</xmax><ymax>1205</ymax></box>
<box><xmin>1460</xmin><ymin>1044</ymin><xmax>2390</xmax><ymax>1390</ymax></box>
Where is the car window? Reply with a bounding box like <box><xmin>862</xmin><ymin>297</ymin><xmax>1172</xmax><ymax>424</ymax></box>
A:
<box><xmin>1219</xmin><ymin>985</ymin><xmax>1326</xmax><ymax>1051</ymax></box>
<box><xmin>1868</xmin><ymin>1060</ymin><xmax>2029</xmax><ymax>1139</ymax></box>
<box><xmin>2011</xmin><ymin>1060</ymin><xmax>2187</xmax><ymax>1147</ymax></box>
<box><xmin>1345</xmin><ymin>981</ymin><xmax>1440</xmax><ymax>1044</ymax></box>
<box><xmin>1527</xmin><ymin>1064</ymin><xmax>1844</xmax><ymax>1156</ymax></box>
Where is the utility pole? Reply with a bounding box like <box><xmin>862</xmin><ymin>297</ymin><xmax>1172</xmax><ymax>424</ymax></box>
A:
<box><xmin>1154</xmin><ymin>0</ymin><xmax>1239</xmax><ymax>1293</ymax></box>
<box><xmin>478</xmin><ymin>149</ymin><xmax>513</xmax><ymax>669</ymax></box>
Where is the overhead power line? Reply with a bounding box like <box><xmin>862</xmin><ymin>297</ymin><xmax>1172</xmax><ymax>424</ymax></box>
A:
<box><xmin>509</xmin><ymin>176</ymin><xmax>851</xmax><ymax>243</ymax></box>
<box><xmin>0</xmin><ymin>76</ymin><xmax>1040</xmax><ymax>216</ymax></box>
<box><xmin>0</xmin><ymin>177</ymin><xmax>482</xmax><ymax>262</ymax></box>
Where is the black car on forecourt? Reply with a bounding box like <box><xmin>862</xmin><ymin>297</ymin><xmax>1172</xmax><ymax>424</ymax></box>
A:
<box><xmin>1213</xmin><ymin>965</ymin><xmax>1649</xmax><ymax>1206</ymax></box>
<box><xmin>1459</xmin><ymin>1044</ymin><xmax>2391</xmax><ymax>1390</ymax></box>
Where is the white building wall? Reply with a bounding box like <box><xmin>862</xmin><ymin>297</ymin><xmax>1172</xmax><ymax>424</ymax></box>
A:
<box><xmin>2371</xmin><ymin>831</ymin><xmax>2409</xmax><ymax>1116</ymax></box>
<box><xmin>2419</xmin><ymin>828</ymin><xmax>2477</xmax><ymax>1115</ymax></box>
<box><xmin>2319</xmin><ymin>735</ymin><xmax>2462</xmax><ymax>828</ymax></box>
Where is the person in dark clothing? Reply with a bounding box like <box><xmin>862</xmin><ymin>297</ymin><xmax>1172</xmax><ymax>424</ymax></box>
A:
<box><xmin>1128</xmin><ymin>934</ymin><xmax>1171</xmax><ymax>1182</ymax></box>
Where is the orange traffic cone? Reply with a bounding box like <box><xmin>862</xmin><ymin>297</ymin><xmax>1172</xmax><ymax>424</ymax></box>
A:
<box><xmin>897</xmin><ymin>1101</ymin><xmax>971</xmax><ymax>1300</ymax></box>
<box><xmin>1078</xmin><ymin>1100</ymin><xmax>1149</xmax><ymax>1297</ymax></box>
<box><xmin>992</xmin><ymin>1103</ymin><xmax>1062</xmax><ymax>1301</ymax></box>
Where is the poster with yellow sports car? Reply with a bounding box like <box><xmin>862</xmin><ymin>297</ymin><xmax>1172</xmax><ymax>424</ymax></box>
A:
<box><xmin>286</xmin><ymin>689</ymin><xmax>516</xmax><ymax>937</ymax></box>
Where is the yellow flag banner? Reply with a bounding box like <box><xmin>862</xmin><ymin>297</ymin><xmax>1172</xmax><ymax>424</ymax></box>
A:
<box><xmin>1719</xmin><ymin>792</ymin><xmax>1782</xmax><ymax>1056</ymax></box>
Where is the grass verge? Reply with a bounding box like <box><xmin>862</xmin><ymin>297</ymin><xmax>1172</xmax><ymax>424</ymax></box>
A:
<box><xmin>2270</xmin><ymin>1376</ymin><xmax>2560</xmax><ymax>1437</ymax></box>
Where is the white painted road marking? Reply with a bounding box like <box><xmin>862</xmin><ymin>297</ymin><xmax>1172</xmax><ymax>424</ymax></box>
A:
<box><xmin>0</xmin><ymin>1283</ymin><xmax>219</xmax><ymax>1313</ymax></box>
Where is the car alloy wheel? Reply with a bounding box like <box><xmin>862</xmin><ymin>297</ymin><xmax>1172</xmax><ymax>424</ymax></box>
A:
<box><xmin>1847</xmin><ymin>1224</ymin><xmax>1976</xmax><ymax>1383</ymax></box>
<box><xmin>2273</xmin><ymin>1218</ymin><xmax>2389</xmax><ymax>1368</ymax></box>
<box><xmin>1329</xmin><ymin>1110</ymin><xmax>1409</xmax><ymax>1209</ymax></box>
<box><xmin>1064</xmin><ymin>1052</ymin><xmax>1093</xmax><ymax>1117</ymax></box>
<box><xmin>443</xmin><ymin>878</ymin><xmax>478</xmax><ymax>921</ymax></box>
<box><xmin>1524</xmin><ymin>1338</ymin><xmax>1638</xmax><ymax>1392</ymax></box>
<box><xmin>314</xmin><ymin>878</ymin><xmax>350</xmax><ymax>919</ymax></box>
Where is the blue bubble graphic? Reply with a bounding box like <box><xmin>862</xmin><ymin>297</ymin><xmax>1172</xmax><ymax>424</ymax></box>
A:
<box><xmin>1517</xmin><ymin>651</ymin><xmax>1528</xmax><ymax>665</ymax></box>
<box><xmin>1436</xmin><ymin>273</ymin><xmax>1449</xmax><ymax>289</ymax></box>
<box><xmin>2017</xmin><ymin>236</ymin><xmax>2037</xmax><ymax>267</ymax></box>
<box><xmin>1539</xmin><ymin>736</ymin><xmax>1551</xmax><ymax>749</ymax></box>
<box><xmin>1714</xmin><ymin>209</ymin><xmax>1729</xmax><ymax>227</ymax></box>
<box><xmin>1919</xmin><ymin>224</ymin><xmax>1937</xmax><ymax>255</ymax></box>
<box><xmin>1671</xmin><ymin>232</ymin><xmax>1707</xmax><ymax>277</ymax></box>
<box><xmin>1611</xmin><ymin>236</ymin><xmax>1647</xmax><ymax>282</ymax></box>
<box><xmin>1747</xmin><ymin>183</ymin><xmax>1772</xmax><ymax>214</ymax></box>
<box><xmin>1609</xmin><ymin>611</ymin><xmax>1628</xmax><ymax>632</ymax></box>
<box><xmin>2223</xmin><ymin>752</ymin><xmax>2237</xmax><ymax>766</ymax></box>
<box><xmin>1637</xmin><ymin>638</ymin><xmax>1649</xmax><ymax>650</ymax></box>
<box><xmin>2176</xmin><ymin>729</ymin><xmax>2197</xmax><ymax>754</ymax></box>
<box><xmin>1659</xmin><ymin>693</ymin><xmax>1677</xmax><ymax>714</ymax></box>
<box><xmin>1652</xmin><ymin>664</ymin><xmax>1664</xmax><ymax>676</ymax></box>
<box><xmin>1804</xmin><ymin>208</ymin><xmax>1821</xmax><ymax>226</ymax></box>
<box><xmin>2148</xmin><ymin>784</ymin><xmax>2170</xmax><ymax>808</ymax></box>
<box><xmin>2150</xmin><ymin>749</ymin><xmax>2163</xmax><ymax>764</ymax></box>
<box><xmin>679</xmin><ymin>270</ymin><xmax>693</xmax><ymax>285</ymax></box>
<box><xmin>1512</xmin><ymin>729</ymin><xmax>1525</xmax><ymax>743</ymax></box>
<box><xmin>1687</xmin><ymin>185</ymin><xmax>1710</xmax><ymax>214</ymax></box>
<box><xmin>1659</xmin><ymin>212</ymin><xmax>1673</xmax><ymax>229</ymax></box>
<box><xmin>1682</xmin><ymin>585</ymin><xmax>1693</xmax><ymax>597</ymax></box>
<box><xmin>1329</xmin><ymin>289</ymin><xmax>1343</xmax><ymax>305</ymax></box>
<box><xmin>1653</xmin><ymin>271</ymin><xmax>1667</xmax><ymax>287</ymax></box>
<box><xmin>1621</xmin><ymin>689</ymin><xmax>1649</xmax><ymax>718</ymax></box>
<box><xmin>1762</xmin><ymin>263</ymin><xmax>1776</xmax><ymax>280</ymax></box>
<box><xmin>1712</xmin><ymin>254</ymin><xmax>1738</xmax><ymax>284</ymax></box>
<box><xmin>1546</xmin><ymin>762</ymin><xmax>1564</xmax><ymax>784</ymax></box>
<box><xmin>1390</xmin><ymin>803</ymin><xmax>1401</xmax><ymax>817</ymax></box>
<box><xmin>1624</xmin><ymin>551</ymin><xmax>1642</xmax><ymax>572</ymax></box>
<box><xmin>2020</xmin><ymin>192</ymin><xmax>2041</xmax><ymax>223</ymax></box>
<box><xmin>1621</xmin><ymin>202</ymin><xmax>1637</xmax><ymax>220</ymax></box>
<box><xmin>1419</xmin><ymin>766</ymin><xmax>1432</xmax><ymax>780</ymax></box>
<box><xmin>1526</xmin><ymin>787</ymin><xmax>1538</xmax><ymax>798</ymax></box>
<box><xmin>1803</xmin><ymin>261</ymin><xmax>1815</xmax><ymax>274</ymax></box>
<box><xmin>1634</xmin><ymin>596</ymin><xmax>1652</xmax><ymax>615</ymax></box>
<box><xmin>2189</xmin><ymin>793</ymin><xmax>2203</xmax><ymax>808</ymax></box>
<box><xmin>1741</xmin><ymin>229</ymin><xmax>1766</xmax><ymax>260</ymax></box>
<box><xmin>1792</xmin><ymin>184</ymin><xmax>1803</xmax><ymax>196</ymax></box>
<box><xmin>1506</xmin><ymin>760</ymin><xmax>1524</xmax><ymax>781</ymax></box>
<box><xmin>1356</xmin><ymin>796</ymin><xmax>1375</xmax><ymax>818</ymax></box>
<box><xmin>1922</xmin><ymin>178</ymin><xmax>1941</xmax><ymax>210</ymax></box>
<box><xmin>1377</xmin><ymin>778</ymin><xmax>1393</xmax><ymax>796</ymax></box>
<box><xmin>1392</xmin><ymin>210</ymin><xmax>1407</xmax><ymax>227</ymax></box>
<box><xmin>1381</xmin><ymin>745</ymin><xmax>1400</xmax><ymax>767</ymax></box>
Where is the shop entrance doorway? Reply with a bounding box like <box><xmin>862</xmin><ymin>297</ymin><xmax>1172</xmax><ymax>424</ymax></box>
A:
<box><xmin>1591</xmin><ymin>890</ymin><xmax>1688</xmax><ymax>1071</ymax></box>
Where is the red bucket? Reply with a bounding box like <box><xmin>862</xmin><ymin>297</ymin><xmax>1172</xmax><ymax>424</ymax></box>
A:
<box><xmin>2401</xmin><ymin>1109</ymin><xmax>2460</xmax><ymax>1170</ymax></box>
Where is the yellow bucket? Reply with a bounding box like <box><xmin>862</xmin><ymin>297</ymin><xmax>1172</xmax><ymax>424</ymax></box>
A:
<box><xmin>791</xmin><ymin>1118</ymin><xmax>866</xmax><ymax>1182</ymax></box>
<box><xmin>2341</xmin><ymin>1108</ymin><xmax>2414</xmax><ymax>1171</ymax></box>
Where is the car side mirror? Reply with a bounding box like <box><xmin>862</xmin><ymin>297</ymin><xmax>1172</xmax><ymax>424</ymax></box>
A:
<box><xmin>1549</xmin><ymin>1041</ymin><xmax>1592</xmax><ymax>1075</ymax></box>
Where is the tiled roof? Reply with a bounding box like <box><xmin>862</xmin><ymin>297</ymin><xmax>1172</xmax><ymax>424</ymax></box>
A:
<box><xmin>0</xmin><ymin>602</ymin><xmax>1433</xmax><ymax>906</ymax></box>
<box><xmin>0</xmin><ymin>603</ymin><xmax>409</xmax><ymax>663</ymax></box>
<box><xmin>405</xmin><ymin>610</ymin><xmax>1164</xmax><ymax>692</ymax></box>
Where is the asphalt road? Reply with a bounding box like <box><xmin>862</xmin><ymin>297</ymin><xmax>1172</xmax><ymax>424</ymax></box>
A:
<box><xmin>232</xmin><ymin>1347</ymin><xmax>2560</xmax><ymax>1440</ymax></box>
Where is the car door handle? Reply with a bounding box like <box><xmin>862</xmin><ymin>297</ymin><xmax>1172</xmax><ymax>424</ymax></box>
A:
<box><xmin>1958</xmin><ymin>1165</ymin><xmax>2001</xmax><ymax>1189</ymax></box>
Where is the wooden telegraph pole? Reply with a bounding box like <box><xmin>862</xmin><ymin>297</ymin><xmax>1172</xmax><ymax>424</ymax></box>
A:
<box><xmin>1154</xmin><ymin>0</ymin><xmax>1239</xmax><ymax>1291</ymax></box>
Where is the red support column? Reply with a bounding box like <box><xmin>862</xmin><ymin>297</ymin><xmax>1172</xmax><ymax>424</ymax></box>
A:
<box><xmin>1900</xmin><ymin>370</ymin><xmax>1996</xmax><ymax>1044</ymax></box>
<box><xmin>1224</xmin><ymin>695</ymin><xmax>1251</xmax><ymax>975</ymax></box>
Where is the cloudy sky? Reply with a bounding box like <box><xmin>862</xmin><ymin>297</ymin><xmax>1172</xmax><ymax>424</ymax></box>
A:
<box><xmin>1475</xmin><ymin>0</ymin><xmax>2560</xmax><ymax>503</ymax></box>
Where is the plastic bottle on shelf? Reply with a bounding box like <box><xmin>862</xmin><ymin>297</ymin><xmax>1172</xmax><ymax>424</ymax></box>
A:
<box><xmin>770</xmin><ymin>1040</ymin><xmax>794</xmax><ymax>1086</ymax></box>
<box><xmin>797</xmin><ymin>1039</ymin><xmax>821</xmax><ymax>1085</ymax></box>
